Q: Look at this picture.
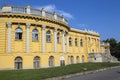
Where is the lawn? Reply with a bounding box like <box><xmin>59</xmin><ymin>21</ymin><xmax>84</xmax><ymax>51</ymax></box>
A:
<box><xmin>0</xmin><ymin>62</ymin><xmax>120</xmax><ymax>80</ymax></box>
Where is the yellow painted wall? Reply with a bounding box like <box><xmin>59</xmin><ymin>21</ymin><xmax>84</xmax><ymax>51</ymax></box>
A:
<box><xmin>0</xmin><ymin>13</ymin><xmax>100</xmax><ymax>70</ymax></box>
<box><xmin>0</xmin><ymin>22</ymin><xmax>6</xmax><ymax>53</ymax></box>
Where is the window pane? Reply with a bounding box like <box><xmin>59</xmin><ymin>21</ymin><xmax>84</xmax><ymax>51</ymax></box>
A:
<box><xmin>19</xmin><ymin>33</ymin><xmax>22</xmax><ymax>39</ymax></box>
<box><xmin>57</xmin><ymin>33</ymin><xmax>60</xmax><ymax>43</ymax></box>
<box><xmin>75</xmin><ymin>38</ymin><xmax>77</xmax><ymax>46</ymax></box>
<box><xmin>32</xmin><ymin>29</ymin><xmax>38</xmax><ymax>40</ymax></box>
<box><xmin>15</xmin><ymin>28</ymin><xmax>22</xmax><ymax>40</ymax></box>
<box><xmin>46</xmin><ymin>31</ymin><xmax>51</xmax><ymax>42</ymax></box>
<box><xmin>80</xmin><ymin>39</ymin><xmax>83</xmax><ymax>47</ymax></box>
<box><xmin>69</xmin><ymin>38</ymin><xmax>72</xmax><ymax>46</ymax></box>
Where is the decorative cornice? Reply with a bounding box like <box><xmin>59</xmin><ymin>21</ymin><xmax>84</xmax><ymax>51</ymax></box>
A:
<box><xmin>0</xmin><ymin>13</ymin><xmax>70</xmax><ymax>30</ymax></box>
<box><xmin>70</xmin><ymin>28</ymin><xmax>100</xmax><ymax>37</ymax></box>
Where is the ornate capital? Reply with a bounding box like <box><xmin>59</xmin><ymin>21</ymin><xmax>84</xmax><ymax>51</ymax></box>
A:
<box><xmin>62</xmin><ymin>30</ymin><xmax>65</xmax><ymax>34</ymax></box>
<box><xmin>7</xmin><ymin>22</ymin><xmax>12</xmax><ymax>28</ymax></box>
<box><xmin>54</xmin><ymin>27</ymin><xmax>57</xmax><ymax>32</ymax></box>
<box><xmin>26</xmin><ymin>23</ymin><xmax>31</xmax><ymax>28</ymax></box>
<box><xmin>42</xmin><ymin>25</ymin><xmax>46</xmax><ymax>30</ymax></box>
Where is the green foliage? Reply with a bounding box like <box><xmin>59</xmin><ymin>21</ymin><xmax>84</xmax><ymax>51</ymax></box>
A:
<box><xmin>103</xmin><ymin>38</ymin><xmax>120</xmax><ymax>60</ymax></box>
<box><xmin>0</xmin><ymin>62</ymin><xmax>119</xmax><ymax>80</ymax></box>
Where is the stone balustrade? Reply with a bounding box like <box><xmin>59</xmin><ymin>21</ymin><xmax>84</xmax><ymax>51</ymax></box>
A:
<box><xmin>100</xmin><ymin>42</ymin><xmax>110</xmax><ymax>46</ymax></box>
<box><xmin>1</xmin><ymin>5</ymin><xmax>68</xmax><ymax>24</ymax></box>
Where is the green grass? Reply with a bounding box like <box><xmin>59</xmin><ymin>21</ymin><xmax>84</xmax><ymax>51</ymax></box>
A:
<box><xmin>0</xmin><ymin>62</ymin><xmax>120</xmax><ymax>80</ymax></box>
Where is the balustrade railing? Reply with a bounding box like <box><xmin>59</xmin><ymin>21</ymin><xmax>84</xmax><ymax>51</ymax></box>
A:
<box><xmin>1</xmin><ymin>5</ymin><xmax>68</xmax><ymax>24</ymax></box>
<box><xmin>57</xmin><ymin>15</ymin><xmax>63</xmax><ymax>21</ymax></box>
<box><xmin>101</xmin><ymin>42</ymin><xmax>110</xmax><ymax>46</ymax></box>
<box><xmin>30</xmin><ymin>8</ymin><xmax>42</xmax><ymax>15</ymax></box>
<box><xmin>12</xmin><ymin>6</ymin><xmax>26</xmax><ymax>13</ymax></box>
<box><xmin>45</xmin><ymin>11</ymin><xmax>54</xmax><ymax>19</ymax></box>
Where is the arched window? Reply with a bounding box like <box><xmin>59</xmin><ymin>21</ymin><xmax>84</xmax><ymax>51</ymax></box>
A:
<box><xmin>15</xmin><ymin>28</ymin><xmax>22</xmax><ymax>40</ymax></box>
<box><xmin>60</xmin><ymin>56</ymin><xmax>65</xmax><ymax>66</ymax></box>
<box><xmin>32</xmin><ymin>29</ymin><xmax>38</xmax><ymax>40</ymax></box>
<box><xmin>92</xmin><ymin>49</ymin><xmax>94</xmax><ymax>53</ymax></box>
<box><xmin>69</xmin><ymin>37</ymin><xmax>72</xmax><ymax>46</ymax></box>
<box><xmin>49</xmin><ymin>56</ymin><xmax>54</xmax><ymax>67</ymax></box>
<box><xmin>33</xmin><ymin>56</ymin><xmax>40</xmax><ymax>69</ymax></box>
<box><xmin>57</xmin><ymin>32</ymin><xmax>60</xmax><ymax>43</ymax></box>
<box><xmin>76</xmin><ymin>56</ymin><xmax>79</xmax><ymax>63</ymax></box>
<box><xmin>75</xmin><ymin>38</ymin><xmax>78</xmax><ymax>46</ymax></box>
<box><xmin>70</xmin><ymin>56</ymin><xmax>74</xmax><ymax>64</ymax></box>
<box><xmin>81</xmin><ymin>55</ymin><xmax>85</xmax><ymax>63</ymax></box>
<box><xmin>80</xmin><ymin>39</ymin><xmax>83</xmax><ymax>47</ymax></box>
<box><xmin>46</xmin><ymin>30</ymin><xmax>51</xmax><ymax>42</ymax></box>
<box><xmin>14</xmin><ymin>57</ymin><xmax>22</xmax><ymax>69</ymax></box>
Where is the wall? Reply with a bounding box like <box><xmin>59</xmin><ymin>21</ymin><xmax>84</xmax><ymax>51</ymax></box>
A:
<box><xmin>0</xmin><ymin>13</ymin><xmax>100</xmax><ymax>69</ymax></box>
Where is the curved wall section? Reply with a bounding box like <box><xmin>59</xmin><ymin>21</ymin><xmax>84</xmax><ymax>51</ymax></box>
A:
<box><xmin>0</xmin><ymin>5</ymin><xmax>100</xmax><ymax>70</ymax></box>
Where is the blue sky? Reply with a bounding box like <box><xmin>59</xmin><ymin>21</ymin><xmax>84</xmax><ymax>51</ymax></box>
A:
<box><xmin>0</xmin><ymin>0</ymin><xmax>120</xmax><ymax>41</ymax></box>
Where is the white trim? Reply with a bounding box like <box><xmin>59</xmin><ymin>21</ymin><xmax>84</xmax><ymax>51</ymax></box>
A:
<box><xmin>7</xmin><ymin>22</ymin><xmax>12</xmax><ymax>53</ymax></box>
<box><xmin>54</xmin><ymin>28</ymin><xmax>57</xmax><ymax>53</ymax></box>
<box><xmin>42</xmin><ymin>25</ymin><xmax>46</xmax><ymax>53</ymax></box>
<box><xmin>26</xmin><ymin>23</ymin><xmax>30</xmax><ymax>53</ymax></box>
<box><xmin>66</xmin><ymin>34</ymin><xmax>69</xmax><ymax>53</ymax></box>
<box><xmin>62</xmin><ymin>31</ymin><xmax>65</xmax><ymax>53</ymax></box>
<box><xmin>71</xmin><ymin>28</ymin><xmax>99</xmax><ymax>35</ymax></box>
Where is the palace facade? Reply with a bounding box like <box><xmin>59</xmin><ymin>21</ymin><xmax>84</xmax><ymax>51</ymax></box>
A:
<box><xmin>0</xmin><ymin>5</ymin><xmax>104</xmax><ymax>70</ymax></box>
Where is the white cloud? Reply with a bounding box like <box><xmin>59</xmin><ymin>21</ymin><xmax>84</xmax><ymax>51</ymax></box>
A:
<box><xmin>57</xmin><ymin>10</ymin><xmax>73</xmax><ymax>19</ymax></box>
<box><xmin>42</xmin><ymin>5</ymin><xmax>56</xmax><ymax>12</ymax></box>
<box><xmin>35</xmin><ymin>4</ymin><xmax>74</xmax><ymax>19</ymax></box>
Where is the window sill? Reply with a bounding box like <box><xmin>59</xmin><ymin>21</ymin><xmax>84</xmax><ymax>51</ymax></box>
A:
<box><xmin>57</xmin><ymin>42</ymin><xmax>61</xmax><ymax>44</ymax></box>
<box><xmin>15</xmin><ymin>39</ymin><xmax>23</xmax><ymax>41</ymax></box>
<box><xmin>75</xmin><ymin>46</ymin><xmax>79</xmax><ymax>47</ymax></box>
<box><xmin>46</xmin><ymin>41</ymin><xmax>52</xmax><ymax>43</ymax></box>
<box><xmin>32</xmin><ymin>40</ymin><xmax>39</xmax><ymax>42</ymax></box>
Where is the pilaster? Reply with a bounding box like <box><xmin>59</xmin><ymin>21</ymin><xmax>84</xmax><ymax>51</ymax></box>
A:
<box><xmin>66</xmin><ymin>33</ymin><xmax>69</xmax><ymax>53</ymax></box>
<box><xmin>26</xmin><ymin>23</ymin><xmax>30</xmax><ymax>53</ymax></box>
<box><xmin>7</xmin><ymin>22</ymin><xmax>12</xmax><ymax>53</ymax></box>
<box><xmin>42</xmin><ymin>25</ymin><xmax>46</xmax><ymax>53</ymax></box>
<box><xmin>54</xmin><ymin>28</ymin><xmax>57</xmax><ymax>53</ymax></box>
<box><xmin>62</xmin><ymin>30</ymin><xmax>65</xmax><ymax>53</ymax></box>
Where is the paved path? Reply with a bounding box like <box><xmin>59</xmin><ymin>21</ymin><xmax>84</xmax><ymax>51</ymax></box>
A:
<box><xmin>64</xmin><ymin>67</ymin><xmax>120</xmax><ymax>80</ymax></box>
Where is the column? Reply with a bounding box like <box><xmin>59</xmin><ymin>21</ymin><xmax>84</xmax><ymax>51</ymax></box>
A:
<box><xmin>62</xmin><ymin>31</ymin><xmax>65</xmax><ymax>53</ymax></box>
<box><xmin>7</xmin><ymin>22</ymin><xmax>12</xmax><ymax>53</ymax></box>
<box><xmin>42</xmin><ymin>25</ymin><xmax>46</xmax><ymax>53</ymax></box>
<box><xmin>54</xmin><ymin>28</ymin><xmax>57</xmax><ymax>53</ymax></box>
<box><xmin>26</xmin><ymin>23</ymin><xmax>30</xmax><ymax>53</ymax></box>
<box><xmin>66</xmin><ymin>33</ymin><xmax>69</xmax><ymax>53</ymax></box>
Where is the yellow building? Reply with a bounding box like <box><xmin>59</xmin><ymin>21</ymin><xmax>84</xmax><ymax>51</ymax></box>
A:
<box><xmin>0</xmin><ymin>5</ymin><xmax>101</xmax><ymax>70</ymax></box>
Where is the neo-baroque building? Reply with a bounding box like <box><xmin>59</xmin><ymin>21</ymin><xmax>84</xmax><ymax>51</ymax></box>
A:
<box><xmin>0</xmin><ymin>5</ymin><xmax>103</xmax><ymax>70</ymax></box>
